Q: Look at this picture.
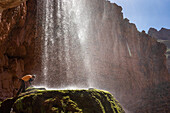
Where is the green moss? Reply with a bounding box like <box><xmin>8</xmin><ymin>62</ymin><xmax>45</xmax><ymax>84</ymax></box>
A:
<box><xmin>14</xmin><ymin>92</ymin><xmax>43</xmax><ymax>113</ymax></box>
<box><xmin>2</xmin><ymin>97</ymin><xmax>13</xmax><ymax>102</ymax></box>
<box><xmin>51</xmin><ymin>107</ymin><xmax>59</xmax><ymax>112</ymax></box>
<box><xmin>92</xmin><ymin>94</ymin><xmax>105</xmax><ymax>113</ymax></box>
<box><xmin>44</xmin><ymin>98</ymin><xmax>56</xmax><ymax>103</ymax></box>
<box><xmin>44</xmin><ymin>95</ymin><xmax>82</xmax><ymax>113</ymax></box>
<box><xmin>104</xmin><ymin>93</ymin><xmax>121</xmax><ymax>113</ymax></box>
<box><xmin>15</xmin><ymin>97</ymin><xmax>24</xmax><ymax>110</ymax></box>
<box><xmin>0</xmin><ymin>101</ymin><xmax>2</xmax><ymax>107</ymax></box>
<box><xmin>9</xmin><ymin>88</ymin><xmax>124</xmax><ymax>113</ymax></box>
<box><xmin>32</xmin><ymin>93</ymin><xmax>43</xmax><ymax>100</ymax></box>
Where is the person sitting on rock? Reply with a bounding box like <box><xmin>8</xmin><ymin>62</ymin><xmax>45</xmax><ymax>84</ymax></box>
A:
<box><xmin>16</xmin><ymin>74</ymin><xmax>35</xmax><ymax>96</ymax></box>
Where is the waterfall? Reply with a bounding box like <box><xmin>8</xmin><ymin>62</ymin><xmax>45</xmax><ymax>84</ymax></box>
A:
<box><xmin>37</xmin><ymin>0</ymin><xmax>92</xmax><ymax>88</ymax></box>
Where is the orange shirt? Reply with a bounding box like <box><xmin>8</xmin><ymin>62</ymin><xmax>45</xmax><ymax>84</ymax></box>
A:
<box><xmin>21</xmin><ymin>75</ymin><xmax>33</xmax><ymax>82</ymax></box>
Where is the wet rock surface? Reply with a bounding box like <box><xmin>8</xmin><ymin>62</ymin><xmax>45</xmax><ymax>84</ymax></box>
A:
<box><xmin>0</xmin><ymin>0</ymin><xmax>169</xmax><ymax>112</ymax></box>
<box><xmin>0</xmin><ymin>87</ymin><xmax>124</xmax><ymax>113</ymax></box>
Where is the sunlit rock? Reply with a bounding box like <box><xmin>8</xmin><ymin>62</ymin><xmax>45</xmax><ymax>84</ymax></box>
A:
<box><xmin>148</xmin><ymin>28</ymin><xmax>170</xmax><ymax>73</ymax></box>
<box><xmin>0</xmin><ymin>0</ymin><xmax>169</xmax><ymax>112</ymax></box>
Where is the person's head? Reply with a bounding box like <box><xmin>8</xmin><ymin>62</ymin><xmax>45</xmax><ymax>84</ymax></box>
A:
<box><xmin>32</xmin><ymin>75</ymin><xmax>36</xmax><ymax>78</ymax></box>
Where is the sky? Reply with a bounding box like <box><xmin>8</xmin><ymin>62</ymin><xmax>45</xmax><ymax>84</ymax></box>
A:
<box><xmin>110</xmin><ymin>0</ymin><xmax>170</xmax><ymax>32</ymax></box>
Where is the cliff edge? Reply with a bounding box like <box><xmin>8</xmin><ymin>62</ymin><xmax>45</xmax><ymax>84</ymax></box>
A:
<box><xmin>148</xmin><ymin>28</ymin><xmax>170</xmax><ymax>73</ymax></box>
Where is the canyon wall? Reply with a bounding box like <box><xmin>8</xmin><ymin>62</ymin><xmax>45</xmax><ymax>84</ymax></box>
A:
<box><xmin>79</xmin><ymin>1</ymin><xmax>169</xmax><ymax>112</ymax></box>
<box><xmin>0</xmin><ymin>0</ymin><xmax>169</xmax><ymax>113</ymax></box>
<box><xmin>0</xmin><ymin>0</ymin><xmax>37</xmax><ymax>100</ymax></box>
<box><xmin>148</xmin><ymin>28</ymin><xmax>170</xmax><ymax>73</ymax></box>
<box><xmin>0</xmin><ymin>0</ymin><xmax>27</xmax><ymax>11</ymax></box>
<box><xmin>148</xmin><ymin>28</ymin><xmax>170</xmax><ymax>40</ymax></box>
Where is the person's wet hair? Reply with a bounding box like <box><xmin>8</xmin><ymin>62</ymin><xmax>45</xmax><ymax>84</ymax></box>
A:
<box><xmin>32</xmin><ymin>75</ymin><xmax>36</xmax><ymax>78</ymax></box>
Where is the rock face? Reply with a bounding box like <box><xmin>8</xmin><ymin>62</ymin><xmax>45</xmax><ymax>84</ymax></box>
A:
<box><xmin>132</xmin><ymin>82</ymin><xmax>170</xmax><ymax>113</ymax></box>
<box><xmin>54</xmin><ymin>1</ymin><xmax>169</xmax><ymax>112</ymax></box>
<box><xmin>0</xmin><ymin>88</ymin><xmax>125</xmax><ymax>113</ymax></box>
<box><xmin>0</xmin><ymin>0</ymin><xmax>169</xmax><ymax>113</ymax></box>
<box><xmin>148</xmin><ymin>28</ymin><xmax>170</xmax><ymax>73</ymax></box>
<box><xmin>0</xmin><ymin>0</ymin><xmax>37</xmax><ymax>100</ymax></box>
<box><xmin>148</xmin><ymin>28</ymin><xmax>170</xmax><ymax>40</ymax></box>
<box><xmin>0</xmin><ymin>0</ymin><xmax>27</xmax><ymax>11</ymax></box>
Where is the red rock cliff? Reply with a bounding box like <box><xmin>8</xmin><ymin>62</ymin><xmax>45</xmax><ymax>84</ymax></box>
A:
<box><xmin>0</xmin><ymin>0</ymin><xmax>37</xmax><ymax>100</ymax></box>
<box><xmin>82</xmin><ymin>1</ymin><xmax>170</xmax><ymax>112</ymax></box>
<box><xmin>148</xmin><ymin>28</ymin><xmax>170</xmax><ymax>73</ymax></box>
<box><xmin>0</xmin><ymin>0</ymin><xmax>169</xmax><ymax>113</ymax></box>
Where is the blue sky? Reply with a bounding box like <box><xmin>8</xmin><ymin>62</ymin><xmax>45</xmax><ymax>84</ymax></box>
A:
<box><xmin>110</xmin><ymin>0</ymin><xmax>170</xmax><ymax>32</ymax></box>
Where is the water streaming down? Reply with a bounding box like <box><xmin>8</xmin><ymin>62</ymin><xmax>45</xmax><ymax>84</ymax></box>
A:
<box><xmin>38</xmin><ymin>0</ymin><xmax>94</xmax><ymax>88</ymax></box>
<box><xmin>36</xmin><ymin>0</ymin><xmax>129</xmax><ymax>91</ymax></box>
<box><xmin>35</xmin><ymin>1</ymin><xmax>170</xmax><ymax>112</ymax></box>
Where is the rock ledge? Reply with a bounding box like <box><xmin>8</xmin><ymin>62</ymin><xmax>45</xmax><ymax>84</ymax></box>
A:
<box><xmin>0</xmin><ymin>87</ymin><xmax>124</xmax><ymax>113</ymax></box>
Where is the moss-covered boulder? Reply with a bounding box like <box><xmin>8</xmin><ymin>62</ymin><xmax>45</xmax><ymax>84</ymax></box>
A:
<box><xmin>0</xmin><ymin>88</ymin><xmax>124</xmax><ymax>113</ymax></box>
<box><xmin>0</xmin><ymin>101</ymin><xmax>2</xmax><ymax>107</ymax></box>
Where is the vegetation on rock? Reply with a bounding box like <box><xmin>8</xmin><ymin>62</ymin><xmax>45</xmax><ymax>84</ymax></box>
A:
<box><xmin>0</xmin><ymin>87</ymin><xmax>124</xmax><ymax>113</ymax></box>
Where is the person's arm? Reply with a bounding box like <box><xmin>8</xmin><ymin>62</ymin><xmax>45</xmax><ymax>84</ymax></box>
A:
<box><xmin>29</xmin><ymin>78</ymin><xmax>33</xmax><ymax>85</ymax></box>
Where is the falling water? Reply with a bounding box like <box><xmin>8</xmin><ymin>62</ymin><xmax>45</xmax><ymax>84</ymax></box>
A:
<box><xmin>35</xmin><ymin>1</ymin><xmax>169</xmax><ymax>112</ymax></box>
<box><xmin>36</xmin><ymin>0</ymin><xmax>123</xmax><ymax>90</ymax></box>
<box><xmin>37</xmin><ymin>0</ymin><xmax>93</xmax><ymax>88</ymax></box>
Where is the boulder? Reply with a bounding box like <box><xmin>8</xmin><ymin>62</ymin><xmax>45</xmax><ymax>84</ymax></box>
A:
<box><xmin>0</xmin><ymin>87</ymin><xmax>125</xmax><ymax>113</ymax></box>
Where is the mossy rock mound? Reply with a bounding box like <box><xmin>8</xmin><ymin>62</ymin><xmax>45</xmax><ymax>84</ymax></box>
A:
<box><xmin>0</xmin><ymin>87</ymin><xmax>124</xmax><ymax>113</ymax></box>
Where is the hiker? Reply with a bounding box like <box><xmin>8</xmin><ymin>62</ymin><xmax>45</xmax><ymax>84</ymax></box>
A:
<box><xmin>16</xmin><ymin>75</ymin><xmax>35</xmax><ymax>96</ymax></box>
